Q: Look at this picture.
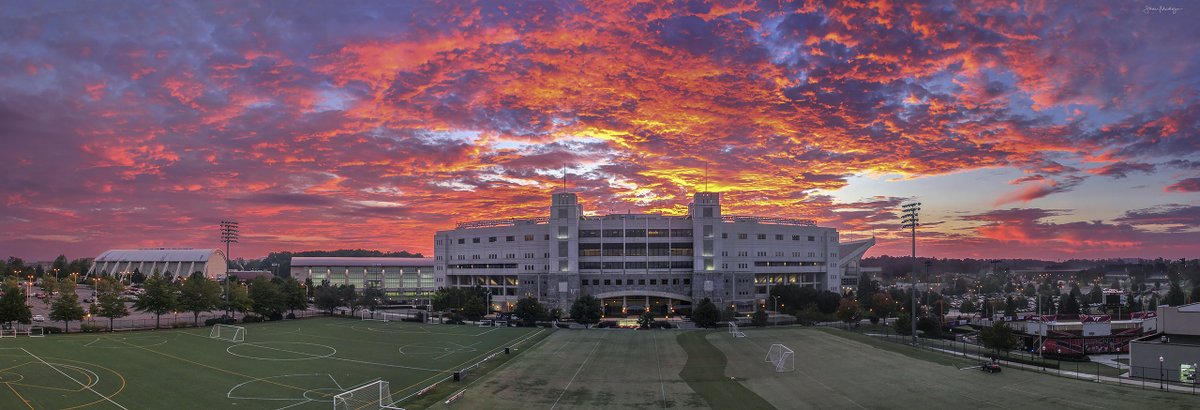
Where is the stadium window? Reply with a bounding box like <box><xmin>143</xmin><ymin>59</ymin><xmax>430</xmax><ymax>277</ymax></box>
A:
<box><xmin>738</xmin><ymin>233</ymin><xmax>747</xmax><ymax>239</ymax></box>
<box><xmin>604</xmin><ymin>279</ymin><xmax>611</xmax><ymax>285</ymax></box>
<box><xmin>616</xmin><ymin>279</ymin><xmax>622</xmax><ymax>285</ymax></box>
<box><xmin>489</xmin><ymin>237</ymin><xmax>497</xmax><ymax>242</ymax></box>
<box><xmin>722</xmin><ymin>233</ymin><xmax>728</xmax><ymax>239</ymax></box>
<box><xmin>650</xmin><ymin>279</ymin><xmax>657</xmax><ymax>285</ymax></box>
<box><xmin>593</xmin><ymin>279</ymin><xmax>599</xmax><ymax>285</ymax></box>
<box><xmin>792</xmin><ymin>235</ymin><xmax>800</xmax><ymax>240</ymax></box>
<box><xmin>544</xmin><ymin>234</ymin><xmax>550</xmax><ymax>240</ymax></box>
<box><xmin>775</xmin><ymin>234</ymin><xmax>783</xmax><ymax>240</ymax></box>
<box><xmin>757</xmin><ymin>234</ymin><xmax>766</xmax><ymax>240</ymax></box>
<box><xmin>473</xmin><ymin>238</ymin><xmax>481</xmax><ymax>243</ymax></box>
<box><xmin>638</xmin><ymin>279</ymin><xmax>646</xmax><ymax>285</ymax></box>
<box><xmin>683</xmin><ymin>279</ymin><xmax>690</xmax><ymax>285</ymax></box>
<box><xmin>525</xmin><ymin>234</ymin><xmax>534</xmax><ymax>241</ymax></box>
<box><xmin>458</xmin><ymin>238</ymin><xmax>465</xmax><ymax>244</ymax></box>
<box><xmin>672</xmin><ymin>278</ymin><xmax>679</xmax><ymax>285</ymax></box>
<box><xmin>808</xmin><ymin>236</ymin><xmax>815</xmax><ymax>241</ymax></box>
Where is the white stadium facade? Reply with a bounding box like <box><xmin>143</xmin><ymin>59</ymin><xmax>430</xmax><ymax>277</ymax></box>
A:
<box><xmin>289</xmin><ymin>257</ymin><xmax>437</xmax><ymax>304</ymax></box>
<box><xmin>88</xmin><ymin>248</ymin><xmax>228</xmax><ymax>279</ymax></box>
<box><xmin>434</xmin><ymin>191</ymin><xmax>875</xmax><ymax>314</ymax></box>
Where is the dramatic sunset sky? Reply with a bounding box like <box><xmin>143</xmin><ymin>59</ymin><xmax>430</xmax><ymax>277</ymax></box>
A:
<box><xmin>1</xmin><ymin>1</ymin><xmax>1197</xmax><ymax>261</ymax></box>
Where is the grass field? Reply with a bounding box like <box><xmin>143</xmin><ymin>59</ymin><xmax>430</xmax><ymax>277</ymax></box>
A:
<box><xmin>0</xmin><ymin>316</ymin><xmax>543</xmax><ymax>409</ymax></box>
<box><xmin>447</xmin><ymin>326</ymin><xmax>1195</xmax><ymax>410</ymax></box>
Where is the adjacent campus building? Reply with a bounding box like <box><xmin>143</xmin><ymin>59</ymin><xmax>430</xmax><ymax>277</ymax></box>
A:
<box><xmin>289</xmin><ymin>257</ymin><xmax>437</xmax><ymax>305</ymax></box>
<box><xmin>434</xmin><ymin>191</ymin><xmax>874</xmax><ymax>314</ymax></box>
<box><xmin>88</xmin><ymin>248</ymin><xmax>228</xmax><ymax>279</ymax></box>
<box><xmin>1129</xmin><ymin>303</ymin><xmax>1200</xmax><ymax>382</ymax></box>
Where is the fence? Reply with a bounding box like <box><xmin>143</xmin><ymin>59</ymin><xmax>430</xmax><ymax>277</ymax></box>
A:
<box><xmin>65</xmin><ymin>309</ymin><xmax>326</xmax><ymax>333</ymax></box>
<box><xmin>852</xmin><ymin>326</ymin><xmax>1199</xmax><ymax>395</ymax></box>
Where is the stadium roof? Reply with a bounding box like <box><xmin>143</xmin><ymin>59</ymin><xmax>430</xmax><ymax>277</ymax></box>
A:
<box><xmin>290</xmin><ymin>257</ymin><xmax>435</xmax><ymax>267</ymax></box>
<box><xmin>95</xmin><ymin>248</ymin><xmax>223</xmax><ymax>262</ymax></box>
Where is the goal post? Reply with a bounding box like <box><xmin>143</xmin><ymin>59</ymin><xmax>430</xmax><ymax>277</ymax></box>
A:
<box><xmin>28</xmin><ymin>326</ymin><xmax>44</xmax><ymax>337</ymax></box>
<box><xmin>728</xmin><ymin>321</ymin><xmax>745</xmax><ymax>338</ymax></box>
<box><xmin>764</xmin><ymin>343</ymin><xmax>795</xmax><ymax>373</ymax></box>
<box><xmin>333</xmin><ymin>380</ymin><xmax>403</xmax><ymax>410</ymax></box>
<box><xmin>209</xmin><ymin>324</ymin><xmax>245</xmax><ymax>343</ymax></box>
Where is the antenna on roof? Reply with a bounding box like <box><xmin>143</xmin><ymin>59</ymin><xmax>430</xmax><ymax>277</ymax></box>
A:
<box><xmin>704</xmin><ymin>163</ymin><xmax>709</xmax><ymax>192</ymax></box>
<box><xmin>562</xmin><ymin>163</ymin><xmax>567</xmax><ymax>193</ymax></box>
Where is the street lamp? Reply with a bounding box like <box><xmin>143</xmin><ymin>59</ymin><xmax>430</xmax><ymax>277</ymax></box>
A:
<box><xmin>901</xmin><ymin>201</ymin><xmax>921</xmax><ymax>344</ymax></box>
<box><xmin>772</xmin><ymin>295</ymin><xmax>780</xmax><ymax>326</ymax></box>
<box><xmin>220</xmin><ymin>220</ymin><xmax>239</xmax><ymax>317</ymax></box>
<box><xmin>1160</xmin><ymin>356</ymin><xmax>1165</xmax><ymax>390</ymax></box>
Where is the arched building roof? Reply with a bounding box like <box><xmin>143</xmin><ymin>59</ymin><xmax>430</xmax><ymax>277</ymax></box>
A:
<box><xmin>94</xmin><ymin>248</ymin><xmax>225</xmax><ymax>263</ymax></box>
<box><xmin>88</xmin><ymin>248</ymin><xmax>228</xmax><ymax>279</ymax></box>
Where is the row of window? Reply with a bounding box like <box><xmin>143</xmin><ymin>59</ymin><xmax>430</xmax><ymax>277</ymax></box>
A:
<box><xmin>578</xmin><ymin>229</ymin><xmax>693</xmax><ymax>238</ymax></box>
<box><xmin>438</xmin><ymin>234</ymin><xmax>549</xmax><ymax>246</ymax></box>
<box><xmin>722</xmin><ymin>251</ymin><xmax>823</xmax><ymax>258</ymax></box>
<box><xmin>578</xmin><ymin>261</ymin><xmax>694</xmax><ymax>270</ymax></box>
<box><xmin>447</xmin><ymin>264</ymin><xmax>519</xmax><ymax>269</ymax></box>
<box><xmin>727</xmin><ymin>233</ymin><xmax>817</xmax><ymax>241</ymax></box>
<box><xmin>584</xmin><ymin>277</ymin><xmax>691</xmax><ymax>286</ymax></box>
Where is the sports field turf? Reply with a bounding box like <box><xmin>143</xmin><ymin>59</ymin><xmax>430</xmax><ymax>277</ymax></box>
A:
<box><xmin>0</xmin><ymin>316</ymin><xmax>543</xmax><ymax>409</ymax></box>
<box><xmin>439</xmin><ymin>326</ymin><xmax>1196</xmax><ymax>410</ymax></box>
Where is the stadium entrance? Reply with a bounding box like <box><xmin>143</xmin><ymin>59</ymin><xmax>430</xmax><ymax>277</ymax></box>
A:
<box><xmin>594</xmin><ymin>291</ymin><xmax>692</xmax><ymax>317</ymax></box>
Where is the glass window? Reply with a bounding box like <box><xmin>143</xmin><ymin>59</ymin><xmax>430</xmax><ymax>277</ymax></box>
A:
<box><xmin>558</xmin><ymin>208</ymin><xmax>568</xmax><ymax>219</ymax></box>
<box><xmin>625</xmin><ymin>229</ymin><xmax>646</xmax><ymax>237</ymax></box>
<box><xmin>489</xmin><ymin>237</ymin><xmax>497</xmax><ymax>242</ymax></box>
<box><xmin>638</xmin><ymin>279</ymin><xmax>646</xmax><ymax>285</ymax></box>
<box><xmin>703</xmin><ymin>207</ymin><xmax>713</xmax><ymax>218</ymax></box>
<box><xmin>604</xmin><ymin>279</ymin><xmax>611</xmax><ymax>285</ymax></box>
<box><xmin>525</xmin><ymin>234</ymin><xmax>535</xmax><ymax>241</ymax></box>
<box><xmin>472</xmin><ymin>237</ymin><xmax>480</xmax><ymax>243</ymax></box>
<box><xmin>757</xmin><ymin>234</ymin><xmax>766</xmax><ymax>239</ymax></box>
<box><xmin>558</xmin><ymin>240</ymin><xmax>569</xmax><ymax>256</ymax></box>
<box><xmin>458</xmin><ymin>238</ymin><xmax>465</xmax><ymax>244</ymax></box>
<box><xmin>506</xmin><ymin>236</ymin><xmax>515</xmax><ymax>242</ymax></box>
<box><xmin>650</xmin><ymin>279</ymin><xmax>657</xmax><ymax>285</ymax></box>
<box><xmin>775</xmin><ymin>234</ymin><xmax>783</xmax><ymax>240</ymax></box>
<box><xmin>580</xmin><ymin>230</ymin><xmax>601</xmax><ymax>238</ymax></box>
<box><xmin>738</xmin><ymin>233</ymin><xmax>747</xmax><ymax>239</ymax></box>
<box><xmin>558</xmin><ymin>226</ymin><xmax>569</xmax><ymax>238</ymax></box>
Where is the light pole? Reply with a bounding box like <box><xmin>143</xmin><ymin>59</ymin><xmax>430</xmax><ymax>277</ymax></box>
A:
<box><xmin>1160</xmin><ymin>356</ymin><xmax>1165</xmax><ymax>390</ymax></box>
<box><xmin>772</xmin><ymin>296</ymin><xmax>780</xmax><ymax>326</ymax></box>
<box><xmin>220</xmin><ymin>220</ymin><xmax>239</xmax><ymax>317</ymax></box>
<box><xmin>901</xmin><ymin>201</ymin><xmax>921</xmax><ymax>344</ymax></box>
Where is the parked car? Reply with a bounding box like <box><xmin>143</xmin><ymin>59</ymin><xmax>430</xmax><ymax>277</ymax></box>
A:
<box><xmin>32</xmin><ymin>315</ymin><xmax>45</xmax><ymax>322</ymax></box>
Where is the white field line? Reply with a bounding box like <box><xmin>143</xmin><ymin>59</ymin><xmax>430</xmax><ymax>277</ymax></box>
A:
<box><xmin>20</xmin><ymin>347</ymin><xmax>129</xmax><ymax>410</ymax></box>
<box><xmin>550</xmin><ymin>331</ymin><xmax>608</xmax><ymax>410</ymax></box>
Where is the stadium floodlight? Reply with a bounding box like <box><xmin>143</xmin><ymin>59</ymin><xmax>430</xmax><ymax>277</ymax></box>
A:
<box><xmin>901</xmin><ymin>202</ymin><xmax>920</xmax><ymax>345</ymax></box>
<box><xmin>220</xmin><ymin>220</ymin><xmax>239</xmax><ymax>317</ymax></box>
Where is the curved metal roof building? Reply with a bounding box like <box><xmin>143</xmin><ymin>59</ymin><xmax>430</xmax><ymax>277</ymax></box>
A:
<box><xmin>88</xmin><ymin>248</ymin><xmax>227</xmax><ymax>279</ymax></box>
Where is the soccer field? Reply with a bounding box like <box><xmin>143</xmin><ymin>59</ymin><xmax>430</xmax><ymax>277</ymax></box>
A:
<box><xmin>0</xmin><ymin>316</ymin><xmax>544</xmax><ymax>409</ymax></box>
<box><xmin>443</xmin><ymin>326</ymin><xmax>1195</xmax><ymax>410</ymax></box>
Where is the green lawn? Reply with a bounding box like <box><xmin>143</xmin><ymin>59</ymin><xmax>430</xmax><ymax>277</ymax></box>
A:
<box><xmin>0</xmin><ymin>316</ymin><xmax>543</xmax><ymax>409</ymax></box>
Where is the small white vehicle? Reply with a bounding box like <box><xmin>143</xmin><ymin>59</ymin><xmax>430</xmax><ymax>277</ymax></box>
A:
<box><xmin>32</xmin><ymin>315</ymin><xmax>45</xmax><ymax>322</ymax></box>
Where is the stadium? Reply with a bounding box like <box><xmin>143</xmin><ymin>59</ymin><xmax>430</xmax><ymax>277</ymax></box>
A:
<box><xmin>434</xmin><ymin>191</ymin><xmax>876</xmax><ymax>313</ymax></box>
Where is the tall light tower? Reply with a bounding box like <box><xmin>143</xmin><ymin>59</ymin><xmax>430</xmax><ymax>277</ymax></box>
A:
<box><xmin>220</xmin><ymin>220</ymin><xmax>239</xmax><ymax>317</ymax></box>
<box><xmin>901</xmin><ymin>202</ymin><xmax>921</xmax><ymax>345</ymax></box>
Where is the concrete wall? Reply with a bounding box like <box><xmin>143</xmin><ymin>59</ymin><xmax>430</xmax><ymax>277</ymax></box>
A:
<box><xmin>1129</xmin><ymin>338</ymin><xmax>1200</xmax><ymax>381</ymax></box>
<box><xmin>1159</xmin><ymin>303</ymin><xmax>1200</xmax><ymax>336</ymax></box>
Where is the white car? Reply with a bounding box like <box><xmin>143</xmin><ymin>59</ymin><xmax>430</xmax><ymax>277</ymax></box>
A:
<box><xmin>32</xmin><ymin>315</ymin><xmax>45</xmax><ymax>322</ymax></box>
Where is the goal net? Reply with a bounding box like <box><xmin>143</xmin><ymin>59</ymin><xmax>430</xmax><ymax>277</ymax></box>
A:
<box><xmin>333</xmin><ymin>380</ymin><xmax>403</xmax><ymax>410</ymax></box>
<box><xmin>764</xmin><ymin>343</ymin><xmax>795</xmax><ymax>372</ymax></box>
<box><xmin>209</xmin><ymin>324</ymin><xmax>245</xmax><ymax>343</ymax></box>
<box><xmin>29</xmin><ymin>326</ymin><xmax>44</xmax><ymax>337</ymax></box>
<box><xmin>361</xmin><ymin>311</ymin><xmax>403</xmax><ymax>322</ymax></box>
<box><xmin>728</xmin><ymin>321</ymin><xmax>745</xmax><ymax>338</ymax></box>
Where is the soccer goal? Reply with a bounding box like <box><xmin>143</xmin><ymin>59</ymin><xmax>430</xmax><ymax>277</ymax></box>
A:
<box><xmin>764</xmin><ymin>343</ymin><xmax>795</xmax><ymax>373</ymax></box>
<box><xmin>728</xmin><ymin>321</ymin><xmax>746</xmax><ymax>338</ymax></box>
<box><xmin>28</xmin><ymin>326</ymin><xmax>44</xmax><ymax>337</ymax></box>
<box><xmin>0</xmin><ymin>328</ymin><xmax>15</xmax><ymax>338</ymax></box>
<box><xmin>333</xmin><ymin>380</ymin><xmax>403</xmax><ymax>410</ymax></box>
<box><xmin>361</xmin><ymin>311</ymin><xmax>403</xmax><ymax>322</ymax></box>
<box><xmin>209</xmin><ymin>324</ymin><xmax>245</xmax><ymax>343</ymax></box>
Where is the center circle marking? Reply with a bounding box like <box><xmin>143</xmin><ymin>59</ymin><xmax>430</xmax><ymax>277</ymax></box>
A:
<box><xmin>227</xmin><ymin>342</ymin><xmax>337</xmax><ymax>361</ymax></box>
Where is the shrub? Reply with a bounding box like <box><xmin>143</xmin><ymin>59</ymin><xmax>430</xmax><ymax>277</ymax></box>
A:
<box><xmin>285</xmin><ymin>313</ymin><xmax>296</xmax><ymax>320</ymax></box>
<box><xmin>80</xmin><ymin>324</ymin><xmax>105</xmax><ymax>333</ymax></box>
<box><xmin>204</xmin><ymin>317</ymin><xmax>237</xmax><ymax>326</ymax></box>
<box><xmin>446</xmin><ymin>312</ymin><xmax>465</xmax><ymax>325</ymax></box>
<box><xmin>41</xmin><ymin>326</ymin><xmax>63</xmax><ymax>334</ymax></box>
<box><xmin>268</xmin><ymin>312</ymin><xmax>284</xmax><ymax>321</ymax></box>
<box><xmin>751</xmin><ymin>308</ymin><xmax>769</xmax><ymax>327</ymax></box>
<box><xmin>242</xmin><ymin>315</ymin><xmax>264</xmax><ymax>323</ymax></box>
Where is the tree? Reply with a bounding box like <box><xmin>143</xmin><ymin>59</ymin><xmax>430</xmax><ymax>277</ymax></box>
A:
<box><xmin>637</xmin><ymin>311</ymin><xmax>656</xmax><ymax>329</ymax></box>
<box><xmin>248</xmin><ymin>276</ymin><xmax>285</xmax><ymax>319</ymax></box>
<box><xmin>916</xmin><ymin>315</ymin><xmax>942</xmax><ymax>338</ymax></box>
<box><xmin>314</xmin><ymin>284</ymin><xmax>343</xmax><ymax>314</ymax></box>
<box><xmin>1088</xmin><ymin>284</ymin><xmax>1103</xmax><ymax>304</ymax></box>
<box><xmin>129</xmin><ymin>268</ymin><xmax>145</xmax><ymax>285</ymax></box>
<box><xmin>569</xmin><ymin>295</ymin><xmax>602</xmax><ymax>328</ymax></box>
<box><xmin>751</xmin><ymin>307</ymin><xmax>769</xmax><ymax>327</ymax></box>
<box><xmin>340</xmin><ymin>285</ymin><xmax>359</xmax><ymax>315</ymax></box>
<box><xmin>94</xmin><ymin>278</ymin><xmax>129</xmax><ymax>331</ymax></box>
<box><xmin>836</xmin><ymin>298</ymin><xmax>860</xmax><ymax>325</ymax></box>
<box><xmin>1060</xmin><ymin>293</ymin><xmax>1080</xmax><ymax>315</ymax></box>
<box><xmin>871</xmin><ymin>293</ymin><xmax>895</xmax><ymax>320</ymax></box>
<box><xmin>1004</xmin><ymin>296</ymin><xmax>1017</xmax><ymax>319</ymax></box>
<box><xmin>959</xmin><ymin>298</ymin><xmax>977</xmax><ymax>314</ymax></box>
<box><xmin>0</xmin><ymin>280</ymin><xmax>32</xmax><ymax>326</ymax></box>
<box><xmin>979</xmin><ymin>321</ymin><xmax>1018</xmax><ymax>354</ymax></box>
<box><xmin>49</xmin><ymin>280</ymin><xmax>85</xmax><ymax>333</ymax></box>
<box><xmin>513</xmin><ymin>297</ymin><xmax>546</xmax><ymax>327</ymax></box>
<box><xmin>39</xmin><ymin>276</ymin><xmax>59</xmax><ymax>303</ymax></box>
<box><xmin>134</xmin><ymin>275</ymin><xmax>177</xmax><ymax>329</ymax></box>
<box><xmin>357</xmin><ymin>287</ymin><xmax>385</xmax><ymax>313</ymax></box>
<box><xmin>431</xmin><ymin>286</ymin><xmax>487</xmax><ymax>321</ymax></box>
<box><xmin>691</xmin><ymin>298</ymin><xmax>719</xmax><ymax>328</ymax></box>
<box><xmin>224</xmin><ymin>282</ymin><xmax>253</xmax><ymax>316</ymax></box>
<box><xmin>282</xmin><ymin>277</ymin><xmax>307</xmax><ymax>315</ymax></box>
<box><xmin>1165</xmin><ymin>281</ymin><xmax>1186</xmax><ymax>306</ymax></box>
<box><xmin>178</xmin><ymin>272</ymin><xmax>222</xmax><ymax>325</ymax></box>
<box><xmin>894</xmin><ymin>312</ymin><xmax>912</xmax><ymax>335</ymax></box>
